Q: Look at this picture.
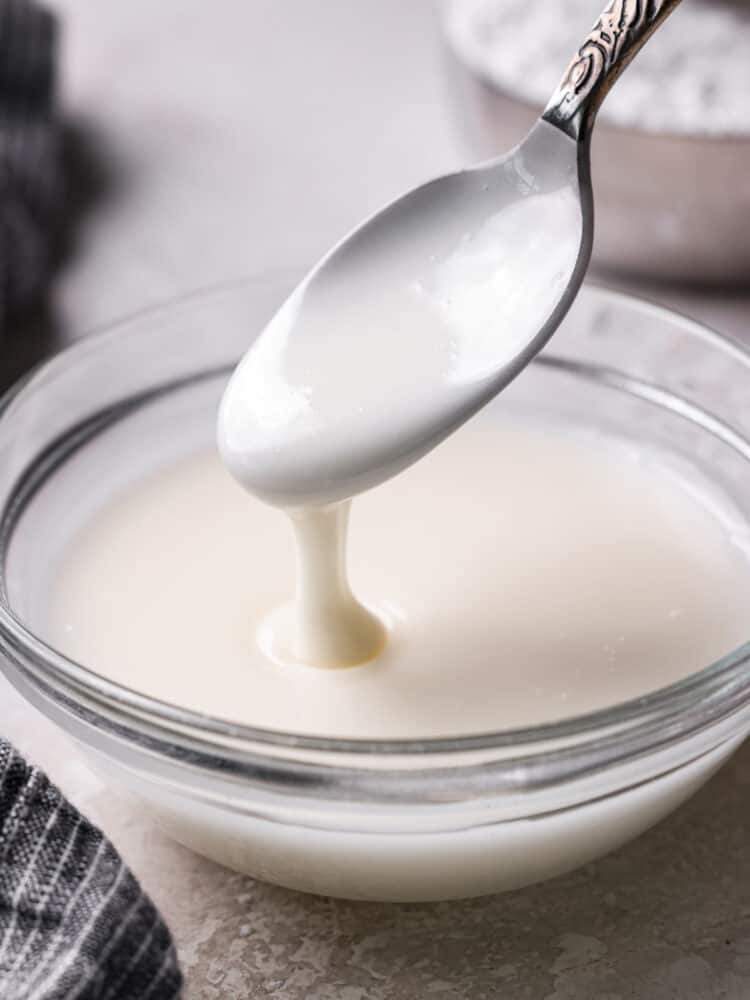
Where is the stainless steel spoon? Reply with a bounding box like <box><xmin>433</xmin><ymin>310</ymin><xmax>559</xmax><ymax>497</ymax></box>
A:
<box><xmin>219</xmin><ymin>0</ymin><xmax>683</xmax><ymax>507</ymax></box>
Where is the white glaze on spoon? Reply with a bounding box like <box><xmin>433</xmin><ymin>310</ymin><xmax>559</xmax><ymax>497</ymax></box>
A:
<box><xmin>218</xmin><ymin>0</ymin><xmax>685</xmax><ymax>670</ymax></box>
<box><xmin>217</xmin><ymin>131</ymin><xmax>583</xmax><ymax>668</ymax></box>
<box><xmin>218</xmin><ymin>131</ymin><xmax>584</xmax><ymax>508</ymax></box>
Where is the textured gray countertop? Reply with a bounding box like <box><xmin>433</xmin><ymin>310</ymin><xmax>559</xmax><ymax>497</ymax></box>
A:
<box><xmin>4</xmin><ymin>1</ymin><xmax>750</xmax><ymax>996</ymax></box>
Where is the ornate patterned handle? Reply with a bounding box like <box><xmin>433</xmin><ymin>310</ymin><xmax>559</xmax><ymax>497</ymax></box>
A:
<box><xmin>542</xmin><ymin>0</ymin><xmax>683</xmax><ymax>139</ymax></box>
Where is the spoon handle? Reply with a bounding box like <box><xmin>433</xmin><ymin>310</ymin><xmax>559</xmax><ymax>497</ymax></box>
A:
<box><xmin>542</xmin><ymin>0</ymin><xmax>683</xmax><ymax>139</ymax></box>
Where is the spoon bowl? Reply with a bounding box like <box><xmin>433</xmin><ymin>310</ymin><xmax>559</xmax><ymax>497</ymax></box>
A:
<box><xmin>219</xmin><ymin>122</ymin><xmax>589</xmax><ymax>506</ymax></box>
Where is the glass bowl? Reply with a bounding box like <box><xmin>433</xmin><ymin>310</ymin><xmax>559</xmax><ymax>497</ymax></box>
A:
<box><xmin>1</xmin><ymin>277</ymin><xmax>750</xmax><ymax>902</ymax></box>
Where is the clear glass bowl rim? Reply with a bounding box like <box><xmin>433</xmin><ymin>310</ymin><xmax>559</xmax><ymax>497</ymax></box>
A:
<box><xmin>1</xmin><ymin>278</ymin><xmax>750</xmax><ymax>767</ymax></box>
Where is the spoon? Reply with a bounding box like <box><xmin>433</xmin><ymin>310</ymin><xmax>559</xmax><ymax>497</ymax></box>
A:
<box><xmin>219</xmin><ymin>0</ymin><xmax>682</xmax><ymax>508</ymax></box>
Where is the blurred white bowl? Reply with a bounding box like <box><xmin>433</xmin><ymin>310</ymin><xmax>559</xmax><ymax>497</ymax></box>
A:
<box><xmin>442</xmin><ymin>0</ymin><xmax>750</xmax><ymax>285</ymax></box>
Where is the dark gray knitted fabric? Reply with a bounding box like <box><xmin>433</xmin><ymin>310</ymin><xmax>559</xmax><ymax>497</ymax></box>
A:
<box><xmin>0</xmin><ymin>0</ymin><xmax>62</xmax><ymax>327</ymax></box>
<box><xmin>0</xmin><ymin>739</ymin><xmax>183</xmax><ymax>1000</ymax></box>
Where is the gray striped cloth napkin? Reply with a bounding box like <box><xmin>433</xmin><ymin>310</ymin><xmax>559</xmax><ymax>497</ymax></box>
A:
<box><xmin>0</xmin><ymin>739</ymin><xmax>183</xmax><ymax>999</ymax></box>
